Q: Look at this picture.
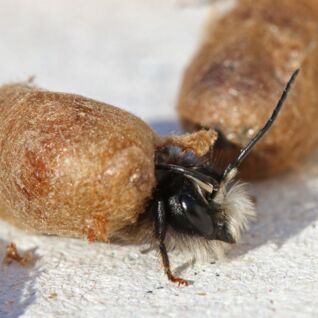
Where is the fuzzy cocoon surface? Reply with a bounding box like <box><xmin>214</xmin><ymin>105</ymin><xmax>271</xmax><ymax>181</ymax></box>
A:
<box><xmin>178</xmin><ymin>0</ymin><xmax>318</xmax><ymax>179</ymax></box>
<box><xmin>0</xmin><ymin>84</ymin><xmax>158</xmax><ymax>240</ymax></box>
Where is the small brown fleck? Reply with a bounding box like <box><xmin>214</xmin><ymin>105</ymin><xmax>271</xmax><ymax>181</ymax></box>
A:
<box><xmin>3</xmin><ymin>243</ymin><xmax>33</xmax><ymax>266</ymax></box>
<box><xmin>48</xmin><ymin>292</ymin><xmax>58</xmax><ymax>299</ymax></box>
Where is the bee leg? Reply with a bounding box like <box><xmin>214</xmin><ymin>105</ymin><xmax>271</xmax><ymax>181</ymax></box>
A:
<box><xmin>154</xmin><ymin>199</ymin><xmax>189</xmax><ymax>286</ymax></box>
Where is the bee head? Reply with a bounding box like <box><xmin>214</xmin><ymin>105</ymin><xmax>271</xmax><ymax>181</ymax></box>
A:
<box><xmin>156</xmin><ymin>162</ymin><xmax>253</xmax><ymax>244</ymax></box>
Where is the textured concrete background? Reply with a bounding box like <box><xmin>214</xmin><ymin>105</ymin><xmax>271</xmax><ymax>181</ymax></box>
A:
<box><xmin>0</xmin><ymin>0</ymin><xmax>317</xmax><ymax>317</ymax></box>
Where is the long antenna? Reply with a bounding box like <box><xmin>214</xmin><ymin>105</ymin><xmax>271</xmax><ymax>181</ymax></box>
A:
<box><xmin>222</xmin><ymin>69</ymin><xmax>300</xmax><ymax>179</ymax></box>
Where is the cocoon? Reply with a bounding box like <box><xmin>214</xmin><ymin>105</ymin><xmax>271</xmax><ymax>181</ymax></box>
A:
<box><xmin>178</xmin><ymin>0</ymin><xmax>318</xmax><ymax>178</ymax></box>
<box><xmin>0</xmin><ymin>83</ymin><xmax>158</xmax><ymax>240</ymax></box>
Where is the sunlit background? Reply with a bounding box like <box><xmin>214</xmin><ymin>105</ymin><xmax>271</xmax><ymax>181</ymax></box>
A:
<box><xmin>0</xmin><ymin>0</ymin><xmax>232</xmax><ymax>127</ymax></box>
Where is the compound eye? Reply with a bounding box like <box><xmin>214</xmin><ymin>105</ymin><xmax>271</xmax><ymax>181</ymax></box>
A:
<box><xmin>180</xmin><ymin>194</ymin><xmax>215</xmax><ymax>238</ymax></box>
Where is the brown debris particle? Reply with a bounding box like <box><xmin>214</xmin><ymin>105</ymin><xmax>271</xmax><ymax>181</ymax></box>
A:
<box><xmin>48</xmin><ymin>292</ymin><xmax>58</xmax><ymax>299</ymax></box>
<box><xmin>3</xmin><ymin>243</ymin><xmax>34</xmax><ymax>267</ymax></box>
<box><xmin>159</xmin><ymin>130</ymin><xmax>217</xmax><ymax>157</ymax></box>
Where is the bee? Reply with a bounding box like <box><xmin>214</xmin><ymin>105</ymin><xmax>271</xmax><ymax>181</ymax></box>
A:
<box><xmin>0</xmin><ymin>70</ymin><xmax>298</xmax><ymax>285</ymax></box>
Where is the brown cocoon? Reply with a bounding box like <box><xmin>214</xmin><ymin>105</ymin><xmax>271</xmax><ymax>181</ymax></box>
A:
<box><xmin>177</xmin><ymin>0</ymin><xmax>318</xmax><ymax>179</ymax></box>
<box><xmin>0</xmin><ymin>84</ymin><xmax>158</xmax><ymax>241</ymax></box>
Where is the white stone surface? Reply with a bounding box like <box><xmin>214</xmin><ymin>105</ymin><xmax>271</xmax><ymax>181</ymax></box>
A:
<box><xmin>0</xmin><ymin>0</ymin><xmax>317</xmax><ymax>317</ymax></box>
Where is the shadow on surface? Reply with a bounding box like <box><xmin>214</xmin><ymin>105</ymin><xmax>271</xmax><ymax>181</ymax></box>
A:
<box><xmin>174</xmin><ymin>259</ymin><xmax>194</xmax><ymax>277</ymax></box>
<box><xmin>0</xmin><ymin>239</ymin><xmax>40</xmax><ymax>318</ymax></box>
<box><xmin>149</xmin><ymin>120</ymin><xmax>183</xmax><ymax>136</ymax></box>
<box><xmin>229</xmin><ymin>151</ymin><xmax>318</xmax><ymax>258</ymax></box>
